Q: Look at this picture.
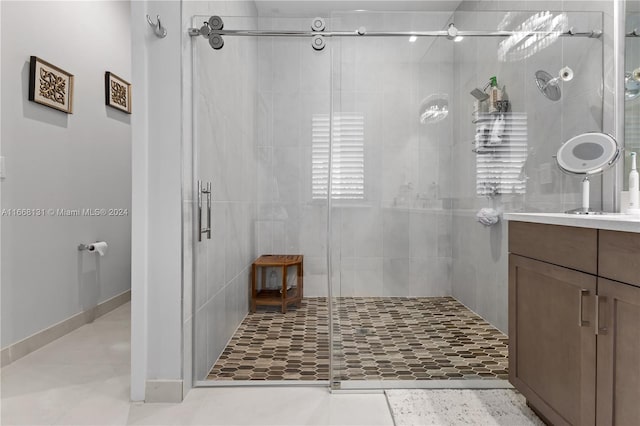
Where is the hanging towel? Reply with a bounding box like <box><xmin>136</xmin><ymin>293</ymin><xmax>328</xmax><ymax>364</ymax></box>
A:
<box><xmin>488</xmin><ymin>115</ymin><xmax>505</xmax><ymax>146</ymax></box>
<box><xmin>476</xmin><ymin>208</ymin><xmax>500</xmax><ymax>226</ymax></box>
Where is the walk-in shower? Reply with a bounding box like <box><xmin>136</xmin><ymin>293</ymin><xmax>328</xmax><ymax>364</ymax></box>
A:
<box><xmin>186</xmin><ymin>5</ymin><xmax>607</xmax><ymax>391</ymax></box>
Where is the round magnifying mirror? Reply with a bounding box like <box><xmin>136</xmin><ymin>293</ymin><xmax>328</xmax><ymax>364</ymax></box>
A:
<box><xmin>555</xmin><ymin>132</ymin><xmax>621</xmax><ymax>214</ymax></box>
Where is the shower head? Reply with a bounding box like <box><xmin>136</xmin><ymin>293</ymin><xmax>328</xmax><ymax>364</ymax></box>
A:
<box><xmin>535</xmin><ymin>70</ymin><xmax>561</xmax><ymax>101</ymax></box>
<box><xmin>534</xmin><ymin>67</ymin><xmax>573</xmax><ymax>101</ymax></box>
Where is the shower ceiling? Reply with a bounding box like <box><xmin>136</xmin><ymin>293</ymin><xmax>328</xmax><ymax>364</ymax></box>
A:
<box><xmin>254</xmin><ymin>0</ymin><xmax>463</xmax><ymax>16</ymax></box>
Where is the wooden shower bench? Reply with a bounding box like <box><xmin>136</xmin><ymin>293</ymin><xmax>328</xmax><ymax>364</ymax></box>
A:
<box><xmin>250</xmin><ymin>255</ymin><xmax>303</xmax><ymax>313</ymax></box>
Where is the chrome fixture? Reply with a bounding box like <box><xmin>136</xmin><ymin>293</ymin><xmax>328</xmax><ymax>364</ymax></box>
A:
<box><xmin>197</xmin><ymin>180</ymin><xmax>212</xmax><ymax>241</ymax></box>
<box><xmin>188</xmin><ymin>14</ymin><xmax>602</xmax><ymax>51</ymax></box>
<box><xmin>446</xmin><ymin>23</ymin><xmax>458</xmax><ymax>40</ymax></box>
<box><xmin>625</xmin><ymin>71</ymin><xmax>640</xmax><ymax>101</ymax></box>
<box><xmin>311</xmin><ymin>17</ymin><xmax>326</xmax><ymax>32</ymax></box>
<box><xmin>146</xmin><ymin>14</ymin><xmax>167</xmax><ymax>38</ymax></box>
<box><xmin>555</xmin><ymin>132</ymin><xmax>621</xmax><ymax>214</ymax></box>
<box><xmin>196</xmin><ymin>15</ymin><xmax>225</xmax><ymax>50</ymax></box>
<box><xmin>534</xmin><ymin>66</ymin><xmax>573</xmax><ymax>101</ymax></box>
<box><xmin>311</xmin><ymin>35</ymin><xmax>326</xmax><ymax>51</ymax></box>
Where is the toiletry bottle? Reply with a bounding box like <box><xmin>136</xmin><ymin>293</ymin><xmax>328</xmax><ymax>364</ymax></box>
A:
<box><xmin>629</xmin><ymin>152</ymin><xmax>640</xmax><ymax>214</ymax></box>
<box><xmin>488</xmin><ymin>76</ymin><xmax>502</xmax><ymax>113</ymax></box>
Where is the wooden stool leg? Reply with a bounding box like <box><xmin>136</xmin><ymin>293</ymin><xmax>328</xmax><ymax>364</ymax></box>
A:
<box><xmin>250</xmin><ymin>264</ymin><xmax>257</xmax><ymax>313</ymax></box>
<box><xmin>296</xmin><ymin>262</ymin><xmax>303</xmax><ymax>308</ymax></box>
<box><xmin>281</xmin><ymin>265</ymin><xmax>287</xmax><ymax>314</ymax></box>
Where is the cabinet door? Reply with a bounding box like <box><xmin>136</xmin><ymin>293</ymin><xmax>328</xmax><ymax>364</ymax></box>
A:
<box><xmin>509</xmin><ymin>254</ymin><xmax>596</xmax><ymax>426</ymax></box>
<box><xmin>596</xmin><ymin>278</ymin><xmax>640</xmax><ymax>426</ymax></box>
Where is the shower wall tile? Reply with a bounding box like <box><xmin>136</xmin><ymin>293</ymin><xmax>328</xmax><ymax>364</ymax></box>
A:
<box><xmin>382</xmin><ymin>258</ymin><xmax>411</xmax><ymax>297</ymax></box>
<box><xmin>273</xmin><ymin>147</ymin><xmax>301</xmax><ymax>202</ymax></box>
<box><xmin>299</xmin><ymin>45</ymin><xmax>331</xmax><ymax>93</ymax></box>
<box><xmin>353</xmin><ymin>258</ymin><xmax>384</xmax><ymax>296</ymax></box>
<box><xmin>254</xmin><ymin>220</ymin><xmax>274</xmax><ymax>256</ymax></box>
<box><xmin>256</xmin><ymin>91</ymin><xmax>274</xmax><ymax>147</ymax></box>
<box><xmin>210</xmin><ymin>292</ymin><xmax>227</xmax><ymax>369</ymax></box>
<box><xmin>194</xmin><ymin>304</ymin><xmax>208</xmax><ymax>380</ymax></box>
<box><xmin>273</xmin><ymin>93</ymin><xmax>301</xmax><ymax>147</ymax></box>
<box><xmin>272</xmin><ymin>40</ymin><xmax>301</xmax><ymax>94</ymax></box>
<box><xmin>338</xmin><ymin>258</ymin><xmax>357</xmax><ymax>297</ymax></box>
<box><xmin>409</xmin><ymin>211</ymin><xmax>438</xmax><ymax>260</ymax></box>
<box><xmin>383</xmin><ymin>209</ymin><xmax>410</xmax><ymax>259</ymax></box>
<box><xmin>437</xmin><ymin>213</ymin><xmax>453</xmax><ymax>258</ymax></box>
<box><xmin>303</xmin><ymin>256</ymin><xmax>329</xmax><ymax>297</ymax></box>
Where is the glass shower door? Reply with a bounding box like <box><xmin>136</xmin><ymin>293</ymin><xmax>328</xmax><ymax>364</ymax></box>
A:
<box><xmin>329</xmin><ymin>9</ymin><xmax>605</xmax><ymax>390</ymax></box>
<box><xmin>190</xmin><ymin>13</ymin><xmax>334</xmax><ymax>385</ymax></box>
<box><xmin>329</xmin><ymin>11</ymin><xmax>457</xmax><ymax>388</ymax></box>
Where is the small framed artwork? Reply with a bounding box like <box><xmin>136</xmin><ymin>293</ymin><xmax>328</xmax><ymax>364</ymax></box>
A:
<box><xmin>28</xmin><ymin>56</ymin><xmax>74</xmax><ymax>114</ymax></box>
<box><xmin>105</xmin><ymin>72</ymin><xmax>132</xmax><ymax>114</ymax></box>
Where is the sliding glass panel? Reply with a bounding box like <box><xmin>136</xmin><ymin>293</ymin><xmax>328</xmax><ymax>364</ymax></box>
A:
<box><xmin>330</xmin><ymin>9</ymin><xmax>604</xmax><ymax>390</ymax></box>
<box><xmin>191</xmin><ymin>13</ymin><xmax>332</xmax><ymax>384</ymax></box>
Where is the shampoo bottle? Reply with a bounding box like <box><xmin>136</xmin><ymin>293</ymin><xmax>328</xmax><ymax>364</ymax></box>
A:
<box><xmin>488</xmin><ymin>76</ymin><xmax>502</xmax><ymax>113</ymax></box>
<box><xmin>629</xmin><ymin>152</ymin><xmax>640</xmax><ymax>214</ymax></box>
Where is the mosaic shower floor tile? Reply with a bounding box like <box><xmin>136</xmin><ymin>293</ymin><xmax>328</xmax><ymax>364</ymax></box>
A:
<box><xmin>207</xmin><ymin>297</ymin><xmax>509</xmax><ymax>381</ymax></box>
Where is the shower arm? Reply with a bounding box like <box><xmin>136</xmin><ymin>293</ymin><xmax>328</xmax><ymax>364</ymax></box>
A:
<box><xmin>188</xmin><ymin>27</ymin><xmax>603</xmax><ymax>39</ymax></box>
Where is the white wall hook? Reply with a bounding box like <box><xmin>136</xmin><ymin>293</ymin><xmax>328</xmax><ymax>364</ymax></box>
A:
<box><xmin>146</xmin><ymin>14</ymin><xmax>167</xmax><ymax>38</ymax></box>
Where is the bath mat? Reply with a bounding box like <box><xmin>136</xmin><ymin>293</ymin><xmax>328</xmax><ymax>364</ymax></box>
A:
<box><xmin>385</xmin><ymin>389</ymin><xmax>544</xmax><ymax>426</ymax></box>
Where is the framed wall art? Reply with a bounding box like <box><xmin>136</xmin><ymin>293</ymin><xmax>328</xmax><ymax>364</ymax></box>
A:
<box><xmin>105</xmin><ymin>72</ymin><xmax>131</xmax><ymax>114</ymax></box>
<box><xmin>28</xmin><ymin>56</ymin><xmax>74</xmax><ymax>114</ymax></box>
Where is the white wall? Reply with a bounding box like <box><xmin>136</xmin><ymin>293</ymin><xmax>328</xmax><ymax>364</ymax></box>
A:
<box><xmin>131</xmin><ymin>0</ymin><xmax>183</xmax><ymax>401</ymax></box>
<box><xmin>0</xmin><ymin>1</ymin><xmax>131</xmax><ymax>349</ymax></box>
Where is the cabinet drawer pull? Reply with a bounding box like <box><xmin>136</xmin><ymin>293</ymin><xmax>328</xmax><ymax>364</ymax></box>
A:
<box><xmin>578</xmin><ymin>289</ymin><xmax>589</xmax><ymax>327</ymax></box>
<box><xmin>595</xmin><ymin>295</ymin><xmax>607</xmax><ymax>335</ymax></box>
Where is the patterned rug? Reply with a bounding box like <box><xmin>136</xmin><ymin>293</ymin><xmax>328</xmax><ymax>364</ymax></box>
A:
<box><xmin>385</xmin><ymin>390</ymin><xmax>543</xmax><ymax>426</ymax></box>
<box><xmin>207</xmin><ymin>297</ymin><xmax>509</xmax><ymax>381</ymax></box>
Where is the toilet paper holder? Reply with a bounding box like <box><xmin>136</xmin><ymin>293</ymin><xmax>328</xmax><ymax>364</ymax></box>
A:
<box><xmin>78</xmin><ymin>242</ymin><xmax>107</xmax><ymax>255</ymax></box>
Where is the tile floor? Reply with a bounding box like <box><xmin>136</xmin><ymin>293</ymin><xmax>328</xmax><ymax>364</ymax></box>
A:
<box><xmin>1</xmin><ymin>300</ymin><xmax>525</xmax><ymax>426</ymax></box>
<box><xmin>0</xmin><ymin>303</ymin><xmax>393</xmax><ymax>426</ymax></box>
<box><xmin>208</xmin><ymin>297</ymin><xmax>509</xmax><ymax>381</ymax></box>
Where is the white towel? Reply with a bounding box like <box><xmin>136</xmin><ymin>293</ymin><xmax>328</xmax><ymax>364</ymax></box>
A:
<box><xmin>488</xmin><ymin>115</ymin><xmax>505</xmax><ymax>146</ymax></box>
<box><xmin>476</xmin><ymin>208</ymin><xmax>500</xmax><ymax>226</ymax></box>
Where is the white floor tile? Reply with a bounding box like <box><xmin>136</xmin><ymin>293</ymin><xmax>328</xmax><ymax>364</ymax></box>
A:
<box><xmin>1</xmin><ymin>302</ymin><xmax>394</xmax><ymax>426</ymax></box>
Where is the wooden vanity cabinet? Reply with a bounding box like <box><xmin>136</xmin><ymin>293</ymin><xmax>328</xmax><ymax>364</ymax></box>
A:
<box><xmin>596</xmin><ymin>278</ymin><xmax>640</xmax><ymax>426</ymax></box>
<box><xmin>509</xmin><ymin>222</ymin><xmax>640</xmax><ymax>426</ymax></box>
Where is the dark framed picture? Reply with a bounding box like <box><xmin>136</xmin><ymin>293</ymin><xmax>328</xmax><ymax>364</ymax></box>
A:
<box><xmin>28</xmin><ymin>56</ymin><xmax>74</xmax><ymax>114</ymax></box>
<box><xmin>105</xmin><ymin>72</ymin><xmax>132</xmax><ymax>114</ymax></box>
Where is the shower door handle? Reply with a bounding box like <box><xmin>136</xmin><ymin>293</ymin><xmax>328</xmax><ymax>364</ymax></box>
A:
<box><xmin>197</xmin><ymin>180</ymin><xmax>212</xmax><ymax>242</ymax></box>
<box><xmin>205</xmin><ymin>181</ymin><xmax>212</xmax><ymax>240</ymax></box>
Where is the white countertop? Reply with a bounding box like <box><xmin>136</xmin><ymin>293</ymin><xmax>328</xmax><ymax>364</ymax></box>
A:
<box><xmin>504</xmin><ymin>212</ymin><xmax>640</xmax><ymax>233</ymax></box>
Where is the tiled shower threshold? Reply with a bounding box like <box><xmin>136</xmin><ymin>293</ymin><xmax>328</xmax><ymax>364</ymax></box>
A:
<box><xmin>201</xmin><ymin>297</ymin><xmax>509</xmax><ymax>388</ymax></box>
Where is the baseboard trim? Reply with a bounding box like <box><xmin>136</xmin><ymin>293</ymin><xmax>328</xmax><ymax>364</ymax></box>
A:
<box><xmin>145</xmin><ymin>379</ymin><xmax>184</xmax><ymax>403</ymax></box>
<box><xmin>0</xmin><ymin>289</ymin><xmax>131</xmax><ymax>367</ymax></box>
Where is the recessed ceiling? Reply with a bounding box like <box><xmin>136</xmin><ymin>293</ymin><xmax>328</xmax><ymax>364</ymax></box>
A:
<box><xmin>255</xmin><ymin>0</ymin><xmax>463</xmax><ymax>17</ymax></box>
